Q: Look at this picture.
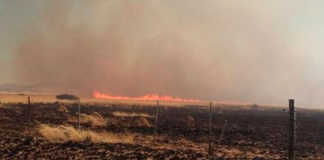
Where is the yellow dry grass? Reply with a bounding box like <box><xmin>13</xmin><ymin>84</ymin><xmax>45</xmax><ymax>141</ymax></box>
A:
<box><xmin>112</xmin><ymin>111</ymin><xmax>152</xmax><ymax>118</ymax></box>
<box><xmin>0</xmin><ymin>92</ymin><xmax>71</xmax><ymax>104</ymax></box>
<box><xmin>57</xmin><ymin>105</ymin><xmax>69</xmax><ymax>113</ymax></box>
<box><xmin>134</xmin><ymin>117</ymin><xmax>152</xmax><ymax>128</ymax></box>
<box><xmin>38</xmin><ymin>124</ymin><xmax>134</xmax><ymax>144</ymax></box>
<box><xmin>69</xmin><ymin>112</ymin><xmax>106</xmax><ymax>127</ymax></box>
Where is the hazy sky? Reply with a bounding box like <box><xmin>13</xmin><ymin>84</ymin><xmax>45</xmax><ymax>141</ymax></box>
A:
<box><xmin>1</xmin><ymin>0</ymin><xmax>324</xmax><ymax>107</ymax></box>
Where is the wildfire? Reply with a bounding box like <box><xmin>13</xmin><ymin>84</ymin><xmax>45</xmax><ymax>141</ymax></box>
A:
<box><xmin>93</xmin><ymin>91</ymin><xmax>201</xmax><ymax>103</ymax></box>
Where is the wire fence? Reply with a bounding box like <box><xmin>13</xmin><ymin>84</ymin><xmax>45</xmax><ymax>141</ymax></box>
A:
<box><xmin>2</xmin><ymin>96</ymin><xmax>324</xmax><ymax>159</ymax></box>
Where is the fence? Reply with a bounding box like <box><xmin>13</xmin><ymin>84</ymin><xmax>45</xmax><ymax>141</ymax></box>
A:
<box><xmin>8</xmin><ymin>96</ymin><xmax>324</xmax><ymax>159</ymax></box>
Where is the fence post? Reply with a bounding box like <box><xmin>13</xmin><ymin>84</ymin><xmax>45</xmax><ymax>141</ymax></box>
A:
<box><xmin>208</xmin><ymin>102</ymin><xmax>213</xmax><ymax>160</ymax></box>
<box><xmin>154</xmin><ymin>101</ymin><xmax>160</xmax><ymax>137</ymax></box>
<box><xmin>78</xmin><ymin>99</ymin><xmax>81</xmax><ymax>131</ymax></box>
<box><xmin>289</xmin><ymin>99</ymin><xmax>296</xmax><ymax>160</ymax></box>
<box><xmin>28</xmin><ymin>96</ymin><xmax>31</xmax><ymax>105</ymax></box>
<box><xmin>27</xmin><ymin>96</ymin><xmax>31</xmax><ymax>122</ymax></box>
<box><xmin>218</xmin><ymin>120</ymin><xmax>228</xmax><ymax>144</ymax></box>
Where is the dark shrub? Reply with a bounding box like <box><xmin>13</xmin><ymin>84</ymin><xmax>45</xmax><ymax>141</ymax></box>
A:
<box><xmin>56</xmin><ymin>94</ymin><xmax>79</xmax><ymax>100</ymax></box>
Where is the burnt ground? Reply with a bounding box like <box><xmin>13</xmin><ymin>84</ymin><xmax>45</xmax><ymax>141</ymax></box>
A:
<box><xmin>0</xmin><ymin>102</ymin><xmax>323</xmax><ymax>160</ymax></box>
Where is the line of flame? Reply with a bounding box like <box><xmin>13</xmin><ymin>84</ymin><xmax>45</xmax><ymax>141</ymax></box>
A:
<box><xmin>93</xmin><ymin>91</ymin><xmax>201</xmax><ymax>103</ymax></box>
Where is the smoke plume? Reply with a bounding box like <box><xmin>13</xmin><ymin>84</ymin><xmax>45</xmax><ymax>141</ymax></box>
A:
<box><xmin>13</xmin><ymin>0</ymin><xmax>324</xmax><ymax>106</ymax></box>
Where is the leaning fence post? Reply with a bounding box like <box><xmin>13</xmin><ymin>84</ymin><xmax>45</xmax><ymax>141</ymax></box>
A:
<box><xmin>208</xmin><ymin>102</ymin><xmax>213</xmax><ymax>160</ymax></box>
<box><xmin>289</xmin><ymin>99</ymin><xmax>296</xmax><ymax>160</ymax></box>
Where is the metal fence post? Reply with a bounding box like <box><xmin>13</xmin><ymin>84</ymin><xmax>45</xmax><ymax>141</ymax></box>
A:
<box><xmin>219</xmin><ymin>120</ymin><xmax>228</xmax><ymax>144</ymax></box>
<box><xmin>289</xmin><ymin>99</ymin><xmax>296</xmax><ymax>160</ymax></box>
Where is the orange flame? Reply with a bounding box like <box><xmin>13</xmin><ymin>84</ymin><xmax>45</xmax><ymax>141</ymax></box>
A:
<box><xmin>93</xmin><ymin>91</ymin><xmax>201</xmax><ymax>103</ymax></box>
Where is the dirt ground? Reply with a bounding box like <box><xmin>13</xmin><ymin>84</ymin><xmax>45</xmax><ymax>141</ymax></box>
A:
<box><xmin>0</xmin><ymin>93</ymin><xmax>324</xmax><ymax>159</ymax></box>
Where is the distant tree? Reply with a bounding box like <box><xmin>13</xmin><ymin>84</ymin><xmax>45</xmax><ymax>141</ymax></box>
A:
<box><xmin>56</xmin><ymin>94</ymin><xmax>79</xmax><ymax>100</ymax></box>
<box><xmin>252</xmin><ymin>104</ymin><xmax>258</xmax><ymax>109</ymax></box>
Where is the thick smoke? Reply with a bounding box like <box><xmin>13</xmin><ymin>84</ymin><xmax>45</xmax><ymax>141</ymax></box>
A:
<box><xmin>13</xmin><ymin>0</ymin><xmax>324</xmax><ymax>106</ymax></box>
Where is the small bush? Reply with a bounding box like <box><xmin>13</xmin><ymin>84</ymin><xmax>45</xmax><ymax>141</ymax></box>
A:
<box><xmin>56</xmin><ymin>94</ymin><xmax>79</xmax><ymax>100</ymax></box>
<box><xmin>252</xmin><ymin>104</ymin><xmax>258</xmax><ymax>109</ymax></box>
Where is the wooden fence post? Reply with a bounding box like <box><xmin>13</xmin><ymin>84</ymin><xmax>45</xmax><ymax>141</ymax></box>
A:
<box><xmin>154</xmin><ymin>100</ymin><xmax>160</xmax><ymax>137</ymax></box>
<box><xmin>289</xmin><ymin>99</ymin><xmax>296</xmax><ymax>160</ymax></box>
<box><xmin>27</xmin><ymin>96</ymin><xmax>31</xmax><ymax>122</ymax></box>
<box><xmin>208</xmin><ymin>102</ymin><xmax>213</xmax><ymax>160</ymax></box>
<box><xmin>28</xmin><ymin>96</ymin><xmax>31</xmax><ymax>105</ymax></box>
<box><xmin>78</xmin><ymin>100</ymin><xmax>81</xmax><ymax>131</ymax></box>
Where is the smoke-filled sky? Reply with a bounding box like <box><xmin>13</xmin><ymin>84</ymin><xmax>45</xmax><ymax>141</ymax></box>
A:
<box><xmin>1</xmin><ymin>0</ymin><xmax>324</xmax><ymax>107</ymax></box>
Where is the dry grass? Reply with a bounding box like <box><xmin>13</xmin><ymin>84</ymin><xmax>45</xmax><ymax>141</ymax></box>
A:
<box><xmin>0</xmin><ymin>103</ymin><xmax>8</xmax><ymax>108</ymax></box>
<box><xmin>112</xmin><ymin>111</ymin><xmax>152</xmax><ymax>118</ymax></box>
<box><xmin>185</xmin><ymin>115</ymin><xmax>195</xmax><ymax>127</ymax></box>
<box><xmin>69</xmin><ymin>112</ymin><xmax>106</xmax><ymax>127</ymax></box>
<box><xmin>57</xmin><ymin>105</ymin><xmax>69</xmax><ymax>113</ymax></box>
<box><xmin>134</xmin><ymin>117</ymin><xmax>152</xmax><ymax>128</ymax></box>
<box><xmin>80</xmin><ymin>112</ymin><xmax>106</xmax><ymax>127</ymax></box>
<box><xmin>0</xmin><ymin>93</ymin><xmax>63</xmax><ymax>103</ymax></box>
<box><xmin>38</xmin><ymin>124</ymin><xmax>134</xmax><ymax>144</ymax></box>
